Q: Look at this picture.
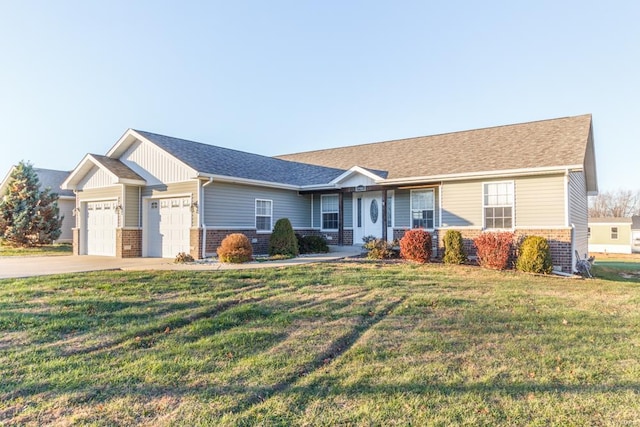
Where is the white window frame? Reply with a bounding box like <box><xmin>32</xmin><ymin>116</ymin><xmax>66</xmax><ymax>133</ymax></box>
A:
<box><xmin>321</xmin><ymin>194</ymin><xmax>339</xmax><ymax>231</ymax></box>
<box><xmin>611</xmin><ymin>226</ymin><xmax>618</xmax><ymax>240</ymax></box>
<box><xmin>482</xmin><ymin>181</ymin><xmax>514</xmax><ymax>230</ymax></box>
<box><xmin>255</xmin><ymin>199</ymin><xmax>272</xmax><ymax>233</ymax></box>
<box><xmin>410</xmin><ymin>189</ymin><xmax>435</xmax><ymax>230</ymax></box>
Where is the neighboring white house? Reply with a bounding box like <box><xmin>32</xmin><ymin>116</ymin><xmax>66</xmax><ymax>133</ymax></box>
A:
<box><xmin>588</xmin><ymin>216</ymin><xmax>640</xmax><ymax>254</ymax></box>
<box><xmin>0</xmin><ymin>167</ymin><xmax>74</xmax><ymax>243</ymax></box>
<box><xmin>61</xmin><ymin>114</ymin><xmax>598</xmax><ymax>273</ymax></box>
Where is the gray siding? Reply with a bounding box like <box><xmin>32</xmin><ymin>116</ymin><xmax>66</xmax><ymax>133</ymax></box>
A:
<box><xmin>77</xmin><ymin>186</ymin><xmax>121</xmax><ymax>201</ymax></box>
<box><xmin>205</xmin><ymin>181</ymin><xmax>311</xmax><ymax>229</ymax></box>
<box><xmin>312</xmin><ymin>195</ymin><xmax>321</xmax><ymax>228</ymax></box>
<box><xmin>343</xmin><ymin>193</ymin><xmax>353</xmax><ymax>228</ymax></box>
<box><xmin>394</xmin><ymin>189</ymin><xmax>410</xmax><ymax>228</ymax></box>
<box><xmin>569</xmin><ymin>171</ymin><xmax>588</xmax><ymax>258</ymax></box>
<box><xmin>57</xmin><ymin>198</ymin><xmax>75</xmax><ymax>242</ymax></box>
<box><xmin>124</xmin><ymin>186</ymin><xmax>140</xmax><ymax>228</ymax></box>
<box><xmin>515</xmin><ymin>174</ymin><xmax>565</xmax><ymax>227</ymax></box>
<box><xmin>441</xmin><ymin>181</ymin><xmax>481</xmax><ymax>227</ymax></box>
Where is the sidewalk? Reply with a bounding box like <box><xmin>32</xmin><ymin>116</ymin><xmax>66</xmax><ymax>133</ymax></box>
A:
<box><xmin>0</xmin><ymin>246</ymin><xmax>363</xmax><ymax>279</ymax></box>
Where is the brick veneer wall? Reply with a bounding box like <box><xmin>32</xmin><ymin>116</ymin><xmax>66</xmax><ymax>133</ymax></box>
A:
<box><xmin>393</xmin><ymin>227</ymin><xmax>574</xmax><ymax>273</ymax></box>
<box><xmin>204</xmin><ymin>228</ymin><xmax>353</xmax><ymax>256</ymax></box>
<box><xmin>116</xmin><ymin>228</ymin><xmax>142</xmax><ymax>258</ymax></box>
<box><xmin>72</xmin><ymin>228</ymin><xmax>80</xmax><ymax>255</ymax></box>
<box><xmin>190</xmin><ymin>228</ymin><xmax>202</xmax><ymax>259</ymax></box>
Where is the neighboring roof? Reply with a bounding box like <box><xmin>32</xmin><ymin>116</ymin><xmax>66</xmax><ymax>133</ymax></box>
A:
<box><xmin>133</xmin><ymin>130</ymin><xmax>347</xmax><ymax>186</ymax></box>
<box><xmin>632</xmin><ymin>216</ymin><xmax>640</xmax><ymax>230</ymax></box>
<box><xmin>276</xmin><ymin>114</ymin><xmax>595</xmax><ymax>184</ymax></box>
<box><xmin>35</xmin><ymin>168</ymin><xmax>74</xmax><ymax>198</ymax></box>
<box><xmin>588</xmin><ymin>217</ymin><xmax>633</xmax><ymax>224</ymax></box>
<box><xmin>0</xmin><ymin>167</ymin><xmax>74</xmax><ymax>198</ymax></box>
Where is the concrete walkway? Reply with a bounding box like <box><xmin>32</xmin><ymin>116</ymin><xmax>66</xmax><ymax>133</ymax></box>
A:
<box><xmin>0</xmin><ymin>246</ymin><xmax>363</xmax><ymax>279</ymax></box>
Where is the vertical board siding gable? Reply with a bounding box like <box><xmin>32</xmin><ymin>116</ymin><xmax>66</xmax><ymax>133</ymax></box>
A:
<box><xmin>121</xmin><ymin>139</ymin><xmax>194</xmax><ymax>185</ymax></box>
<box><xmin>78</xmin><ymin>166</ymin><xmax>113</xmax><ymax>190</ymax></box>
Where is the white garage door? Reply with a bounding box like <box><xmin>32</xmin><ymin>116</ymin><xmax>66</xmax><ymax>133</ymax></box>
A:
<box><xmin>146</xmin><ymin>197</ymin><xmax>192</xmax><ymax>258</ymax></box>
<box><xmin>86</xmin><ymin>200</ymin><xmax>117</xmax><ymax>256</ymax></box>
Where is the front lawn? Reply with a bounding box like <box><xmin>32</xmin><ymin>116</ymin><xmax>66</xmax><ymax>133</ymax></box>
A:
<box><xmin>0</xmin><ymin>242</ymin><xmax>72</xmax><ymax>257</ymax></box>
<box><xmin>1</xmin><ymin>262</ymin><xmax>638</xmax><ymax>425</ymax></box>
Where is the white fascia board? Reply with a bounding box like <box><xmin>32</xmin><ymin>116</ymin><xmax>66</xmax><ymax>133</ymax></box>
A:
<box><xmin>329</xmin><ymin>166</ymin><xmax>385</xmax><ymax>185</ymax></box>
<box><xmin>61</xmin><ymin>154</ymin><xmax>99</xmax><ymax>190</ymax></box>
<box><xmin>118</xmin><ymin>178</ymin><xmax>147</xmax><ymax>186</ymax></box>
<box><xmin>380</xmin><ymin>165</ymin><xmax>583</xmax><ymax>185</ymax></box>
<box><xmin>197</xmin><ymin>174</ymin><xmax>301</xmax><ymax>191</ymax></box>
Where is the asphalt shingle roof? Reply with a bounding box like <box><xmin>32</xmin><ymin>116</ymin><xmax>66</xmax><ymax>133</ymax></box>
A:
<box><xmin>34</xmin><ymin>168</ymin><xmax>75</xmax><ymax>197</ymax></box>
<box><xmin>90</xmin><ymin>155</ymin><xmax>146</xmax><ymax>182</ymax></box>
<box><xmin>135</xmin><ymin>130</ymin><xmax>347</xmax><ymax>186</ymax></box>
<box><xmin>276</xmin><ymin>115</ymin><xmax>593</xmax><ymax>180</ymax></box>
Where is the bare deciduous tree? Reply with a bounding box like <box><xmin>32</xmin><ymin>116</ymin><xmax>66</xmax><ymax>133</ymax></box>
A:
<box><xmin>588</xmin><ymin>189</ymin><xmax>640</xmax><ymax>218</ymax></box>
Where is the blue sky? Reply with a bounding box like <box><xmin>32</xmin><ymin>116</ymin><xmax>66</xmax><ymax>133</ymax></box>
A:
<box><xmin>1</xmin><ymin>1</ymin><xmax>638</xmax><ymax>191</ymax></box>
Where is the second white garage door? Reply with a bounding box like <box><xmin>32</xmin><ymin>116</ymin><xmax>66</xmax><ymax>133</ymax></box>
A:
<box><xmin>86</xmin><ymin>200</ymin><xmax>118</xmax><ymax>256</ymax></box>
<box><xmin>146</xmin><ymin>197</ymin><xmax>192</xmax><ymax>258</ymax></box>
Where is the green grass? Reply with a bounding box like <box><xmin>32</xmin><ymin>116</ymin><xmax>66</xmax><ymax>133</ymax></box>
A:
<box><xmin>1</xmin><ymin>262</ymin><xmax>639</xmax><ymax>426</ymax></box>
<box><xmin>0</xmin><ymin>242</ymin><xmax>72</xmax><ymax>257</ymax></box>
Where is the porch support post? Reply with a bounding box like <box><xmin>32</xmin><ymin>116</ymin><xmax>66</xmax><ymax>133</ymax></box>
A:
<box><xmin>381</xmin><ymin>189</ymin><xmax>388</xmax><ymax>242</ymax></box>
<box><xmin>338</xmin><ymin>192</ymin><xmax>344</xmax><ymax>245</ymax></box>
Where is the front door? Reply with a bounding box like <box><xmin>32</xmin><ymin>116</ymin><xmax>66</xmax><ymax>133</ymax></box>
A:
<box><xmin>353</xmin><ymin>191</ymin><xmax>392</xmax><ymax>244</ymax></box>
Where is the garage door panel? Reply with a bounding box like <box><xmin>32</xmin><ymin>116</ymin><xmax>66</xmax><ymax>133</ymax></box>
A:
<box><xmin>86</xmin><ymin>201</ymin><xmax>117</xmax><ymax>256</ymax></box>
<box><xmin>146</xmin><ymin>197</ymin><xmax>191</xmax><ymax>258</ymax></box>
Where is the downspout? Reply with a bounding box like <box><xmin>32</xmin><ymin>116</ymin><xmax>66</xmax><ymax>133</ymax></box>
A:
<box><xmin>201</xmin><ymin>177</ymin><xmax>214</xmax><ymax>257</ymax></box>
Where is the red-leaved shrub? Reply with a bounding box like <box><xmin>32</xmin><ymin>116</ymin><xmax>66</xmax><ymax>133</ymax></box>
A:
<box><xmin>473</xmin><ymin>232</ymin><xmax>514</xmax><ymax>270</ymax></box>
<box><xmin>217</xmin><ymin>233</ymin><xmax>253</xmax><ymax>263</ymax></box>
<box><xmin>399</xmin><ymin>229</ymin><xmax>432</xmax><ymax>263</ymax></box>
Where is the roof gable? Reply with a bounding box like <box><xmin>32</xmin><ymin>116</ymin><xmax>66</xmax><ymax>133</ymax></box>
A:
<box><xmin>276</xmin><ymin>115</ymin><xmax>595</xmax><ymax>183</ymax></box>
<box><xmin>133</xmin><ymin>130</ymin><xmax>347</xmax><ymax>186</ymax></box>
<box><xmin>62</xmin><ymin>154</ymin><xmax>146</xmax><ymax>190</ymax></box>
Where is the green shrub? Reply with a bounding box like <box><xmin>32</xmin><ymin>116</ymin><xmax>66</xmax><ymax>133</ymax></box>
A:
<box><xmin>399</xmin><ymin>229</ymin><xmax>432</xmax><ymax>263</ymax></box>
<box><xmin>217</xmin><ymin>233</ymin><xmax>253</xmax><ymax>263</ymax></box>
<box><xmin>269</xmin><ymin>218</ymin><xmax>299</xmax><ymax>257</ymax></box>
<box><xmin>473</xmin><ymin>232</ymin><xmax>514</xmax><ymax>270</ymax></box>
<box><xmin>296</xmin><ymin>234</ymin><xmax>329</xmax><ymax>254</ymax></box>
<box><xmin>442</xmin><ymin>230</ymin><xmax>467</xmax><ymax>265</ymax></box>
<box><xmin>363</xmin><ymin>235</ymin><xmax>398</xmax><ymax>260</ymax></box>
<box><xmin>516</xmin><ymin>235</ymin><xmax>553</xmax><ymax>274</ymax></box>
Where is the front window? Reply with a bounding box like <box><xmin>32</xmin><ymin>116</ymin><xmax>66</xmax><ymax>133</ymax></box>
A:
<box><xmin>611</xmin><ymin>227</ymin><xmax>618</xmax><ymax>239</ymax></box>
<box><xmin>411</xmin><ymin>189</ymin><xmax>434</xmax><ymax>229</ymax></box>
<box><xmin>483</xmin><ymin>182</ymin><xmax>514</xmax><ymax>229</ymax></box>
<box><xmin>321</xmin><ymin>195</ymin><xmax>339</xmax><ymax>230</ymax></box>
<box><xmin>255</xmin><ymin>199</ymin><xmax>272</xmax><ymax>232</ymax></box>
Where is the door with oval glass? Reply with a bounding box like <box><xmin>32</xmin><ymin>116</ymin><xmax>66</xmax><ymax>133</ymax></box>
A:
<box><xmin>353</xmin><ymin>191</ymin><xmax>393</xmax><ymax>244</ymax></box>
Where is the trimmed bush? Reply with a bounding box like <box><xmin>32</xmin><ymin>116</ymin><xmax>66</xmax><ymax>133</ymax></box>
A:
<box><xmin>269</xmin><ymin>218</ymin><xmax>299</xmax><ymax>257</ymax></box>
<box><xmin>516</xmin><ymin>235</ymin><xmax>553</xmax><ymax>274</ymax></box>
<box><xmin>363</xmin><ymin>236</ymin><xmax>398</xmax><ymax>260</ymax></box>
<box><xmin>442</xmin><ymin>230</ymin><xmax>467</xmax><ymax>265</ymax></box>
<box><xmin>473</xmin><ymin>232</ymin><xmax>514</xmax><ymax>270</ymax></box>
<box><xmin>296</xmin><ymin>234</ymin><xmax>329</xmax><ymax>254</ymax></box>
<box><xmin>399</xmin><ymin>229</ymin><xmax>432</xmax><ymax>263</ymax></box>
<box><xmin>217</xmin><ymin>233</ymin><xmax>253</xmax><ymax>263</ymax></box>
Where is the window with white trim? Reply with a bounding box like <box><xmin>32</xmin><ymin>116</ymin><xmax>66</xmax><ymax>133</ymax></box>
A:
<box><xmin>321</xmin><ymin>195</ymin><xmax>339</xmax><ymax>230</ymax></box>
<box><xmin>483</xmin><ymin>181</ymin><xmax>514</xmax><ymax>229</ymax></box>
<box><xmin>611</xmin><ymin>227</ymin><xmax>618</xmax><ymax>239</ymax></box>
<box><xmin>255</xmin><ymin>199</ymin><xmax>272</xmax><ymax>232</ymax></box>
<box><xmin>411</xmin><ymin>189</ymin><xmax>434</xmax><ymax>229</ymax></box>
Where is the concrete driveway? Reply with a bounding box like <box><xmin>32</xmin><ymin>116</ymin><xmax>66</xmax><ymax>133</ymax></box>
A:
<box><xmin>0</xmin><ymin>246</ymin><xmax>363</xmax><ymax>279</ymax></box>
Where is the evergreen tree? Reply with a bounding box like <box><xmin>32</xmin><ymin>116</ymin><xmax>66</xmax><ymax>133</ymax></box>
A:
<box><xmin>0</xmin><ymin>161</ymin><xmax>63</xmax><ymax>246</ymax></box>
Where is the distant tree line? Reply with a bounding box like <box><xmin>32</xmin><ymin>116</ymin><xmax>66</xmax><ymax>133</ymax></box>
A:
<box><xmin>589</xmin><ymin>189</ymin><xmax>640</xmax><ymax>218</ymax></box>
